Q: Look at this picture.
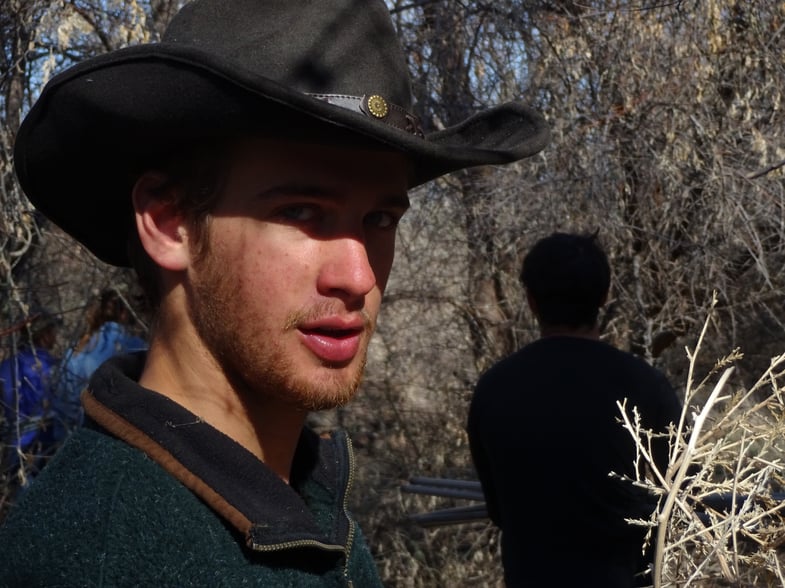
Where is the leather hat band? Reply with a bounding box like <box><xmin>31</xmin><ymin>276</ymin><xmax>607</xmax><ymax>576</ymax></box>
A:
<box><xmin>308</xmin><ymin>93</ymin><xmax>424</xmax><ymax>138</ymax></box>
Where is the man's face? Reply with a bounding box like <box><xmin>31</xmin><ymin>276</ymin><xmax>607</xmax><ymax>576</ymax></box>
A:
<box><xmin>185</xmin><ymin>138</ymin><xmax>410</xmax><ymax>411</ymax></box>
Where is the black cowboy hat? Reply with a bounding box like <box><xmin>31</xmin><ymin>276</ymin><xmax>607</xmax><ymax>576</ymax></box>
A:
<box><xmin>14</xmin><ymin>0</ymin><xmax>549</xmax><ymax>267</ymax></box>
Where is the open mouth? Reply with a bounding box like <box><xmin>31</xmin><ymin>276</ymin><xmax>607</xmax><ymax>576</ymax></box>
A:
<box><xmin>299</xmin><ymin>326</ymin><xmax>364</xmax><ymax>364</ymax></box>
<box><xmin>302</xmin><ymin>326</ymin><xmax>362</xmax><ymax>339</ymax></box>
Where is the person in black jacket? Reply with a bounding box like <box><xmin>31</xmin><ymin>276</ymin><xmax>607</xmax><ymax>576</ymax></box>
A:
<box><xmin>468</xmin><ymin>231</ymin><xmax>683</xmax><ymax>588</ymax></box>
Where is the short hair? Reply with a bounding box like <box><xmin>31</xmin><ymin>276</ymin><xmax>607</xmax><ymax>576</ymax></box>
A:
<box><xmin>520</xmin><ymin>231</ymin><xmax>611</xmax><ymax>329</ymax></box>
<box><xmin>127</xmin><ymin>140</ymin><xmax>233</xmax><ymax>310</ymax></box>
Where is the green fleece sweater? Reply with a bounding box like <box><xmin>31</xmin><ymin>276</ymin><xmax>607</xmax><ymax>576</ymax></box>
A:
<box><xmin>0</xmin><ymin>354</ymin><xmax>382</xmax><ymax>587</ymax></box>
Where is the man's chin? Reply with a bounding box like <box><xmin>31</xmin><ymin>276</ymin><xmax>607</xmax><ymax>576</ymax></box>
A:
<box><xmin>293</xmin><ymin>386</ymin><xmax>359</xmax><ymax>412</ymax></box>
<box><xmin>289</xmin><ymin>357</ymin><xmax>365</xmax><ymax>411</ymax></box>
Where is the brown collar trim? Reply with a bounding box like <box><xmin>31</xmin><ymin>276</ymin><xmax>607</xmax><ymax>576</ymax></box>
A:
<box><xmin>82</xmin><ymin>390</ymin><xmax>253</xmax><ymax>536</ymax></box>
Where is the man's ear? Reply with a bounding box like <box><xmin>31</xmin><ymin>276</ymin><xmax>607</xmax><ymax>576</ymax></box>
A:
<box><xmin>132</xmin><ymin>172</ymin><xmax>190</xmax><ymax>271</ymax></box>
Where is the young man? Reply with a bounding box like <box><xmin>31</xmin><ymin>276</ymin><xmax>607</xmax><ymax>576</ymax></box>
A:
<box><xmin>467</xmin><ymin>232</ymin><xmax>683</xmax><ymax>588</ymax></box>
<box><xmin>0</xmin><ymin>0</ymin><xmax>548</xmax><ymax>585</ymax></box>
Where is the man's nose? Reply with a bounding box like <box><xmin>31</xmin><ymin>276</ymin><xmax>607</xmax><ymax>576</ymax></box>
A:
<box><xmin>316</xmin><ymin>236</ymin><xmax>377</xmax><ymax>299</ymax></box>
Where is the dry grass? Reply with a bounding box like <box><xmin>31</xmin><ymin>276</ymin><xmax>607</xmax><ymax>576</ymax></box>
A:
<box><xmin>621</xmin><ymin>293</ymin><xmax>785</xmax><ymax>587</ymax></box>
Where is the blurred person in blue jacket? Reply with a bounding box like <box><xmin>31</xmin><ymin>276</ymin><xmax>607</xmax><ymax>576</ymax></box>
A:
<box><xmin>55</xmin><ymin>289</ymin><xmax>147</xmax><ymax>438</ymax></box>
<box><xmin>0</xmin><ymin>310</ymin><xmax>61</xmax><ymax>476</ymax></box>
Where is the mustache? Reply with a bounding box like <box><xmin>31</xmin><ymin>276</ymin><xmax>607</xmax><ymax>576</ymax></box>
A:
<box><xmin>283</xmin><ymin>301</ymin><xmax>373</xmax><ymax>332</ymax></box>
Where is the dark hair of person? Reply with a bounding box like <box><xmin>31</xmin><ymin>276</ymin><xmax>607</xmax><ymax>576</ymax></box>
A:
<box><xmin>520</xmin><ymin>231</ymin><xmax>611</xmax><ymax>329</ymax></box>
<box><xmin>29</xmin><ymin>312</ymin><xmax>60</xmax><ymax>350</ymax></box>
<box><xmin>74</xmin><ymin>289</ymin><xmax>132</xmax><ymax>352</ymax></box>
<box><xmin>126</xmin><ymin>139</ymin><xmax>234</xmax><ymax>310</ymax></box>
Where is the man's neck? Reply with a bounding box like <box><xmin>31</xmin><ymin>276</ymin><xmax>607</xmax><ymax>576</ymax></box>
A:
<box><xmin>138</xmin><ymin>333</ymin><xmax>307</xmax><ymax>484</ymax></box>
<box><xmin>539</xmin><ymin>324</ymin><xmax>600</xmax><ymax>340</ymax></box>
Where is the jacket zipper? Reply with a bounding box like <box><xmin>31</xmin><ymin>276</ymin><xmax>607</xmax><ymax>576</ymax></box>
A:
<box><xmin>342</xmin><ymin>433</ymin><xmax>357</xmax><ymax>586</ymax></box>
<box><xmin>248</xmin><ymin>537</ymin><xmax>345</xmax><ymax>552</ymax></box>
<box><xmin>246</xmin><ymin>431</ymin><xmax>357</xmax><ymax>578</ymax></box>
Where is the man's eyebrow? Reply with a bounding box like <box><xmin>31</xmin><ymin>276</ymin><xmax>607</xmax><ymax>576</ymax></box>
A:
<box><xmin>260</xmin><ymin>184</ymin><xmax>411</xmax><ymax>208</ymax></box>
<box><xmin>382</xmin><ymin>192</ymin><xmax>411</xmax><ymax>209</ymax></box>
<box><xmin>259</xmin><ymin>184</ymin><xmax>332</xmax><ymax>198</ymax></box>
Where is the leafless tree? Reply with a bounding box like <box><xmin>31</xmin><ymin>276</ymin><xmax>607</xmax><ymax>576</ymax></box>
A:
<box><xmin>2</xmin><ymin>0</ymin><xmax>785</xmax><ymax>585</ymax></box>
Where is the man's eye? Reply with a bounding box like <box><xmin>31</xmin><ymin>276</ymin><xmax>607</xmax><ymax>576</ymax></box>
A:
<box><xmin>366</xmin><ymin>211</ymin><xmax>399</xmax><ymax>229</ymax></box>
<box><xmin>280</xmin><ymin>206</ymin><xmax>316</xmax><ymax>222</ymax></box>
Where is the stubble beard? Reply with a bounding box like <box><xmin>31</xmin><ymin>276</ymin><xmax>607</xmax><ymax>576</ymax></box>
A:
<box><xmin>188</xmin><ymin>252</ymin><xmax>371</xmax><ymax>412</ymax></box>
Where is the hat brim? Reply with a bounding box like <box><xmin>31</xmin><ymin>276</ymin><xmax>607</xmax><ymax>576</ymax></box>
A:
<box><xmin>14</xmin><ymin>44</ymin><xmax>549</xmax><ymax>266</ymax></box>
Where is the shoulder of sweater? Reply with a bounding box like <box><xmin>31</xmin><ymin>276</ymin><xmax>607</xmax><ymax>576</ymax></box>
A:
<box><xmin>0</xmin><ymin>426</ymin><xmax>229</xmax><ymax>577</ymax></box>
